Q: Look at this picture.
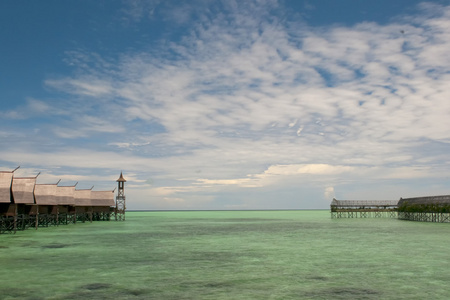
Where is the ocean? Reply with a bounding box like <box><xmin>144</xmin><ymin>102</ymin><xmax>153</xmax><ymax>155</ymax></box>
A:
<box><xmin>1</xmin><ymin>210</ymin><xmax>449</xmax><ymax>299</ymax></box>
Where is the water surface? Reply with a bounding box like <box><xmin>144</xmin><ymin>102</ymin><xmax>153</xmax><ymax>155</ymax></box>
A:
<box><xmin>1</xmin><ymin>210</ymin><xmax>449</xmax><ymax>299</ymax></box>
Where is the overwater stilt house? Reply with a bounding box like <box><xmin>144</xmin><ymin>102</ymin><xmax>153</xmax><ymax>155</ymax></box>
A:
<box><xmin>398</xmin><ymin>195</ymin><xmax>450</xmax><ymax>222</ymax></box>
<box><xmin>34</xmin><ymin>182</ymin><xmax>59</xmax><ymax>227</ymax></box>
<box><xmin>0</xmin><ymin>167</ymin><xmax>123</xmax><ymax>234</ymax></box>
<box><xmin>91</xmin><ymin>190</ymin><xmax>115</xmax><ymax>221</ymax></box>
<box><xmin>55</xmin><ymin>183</ymin><xmax>77</xmax><ymax>225</ymax></box>
<box><xmin>12</xmin><ymin>174</ymin><xmax>39</xmax><ymax>229</ymax></box>
<box><xmin>0</xmin><ymin>170</ymin><xmax>17</xmax><ymax>233</ymax></box>
<box><xmin>74</xmin><ymin>188</ymin><xmax>93</xmax><ymax>223</ymax></box>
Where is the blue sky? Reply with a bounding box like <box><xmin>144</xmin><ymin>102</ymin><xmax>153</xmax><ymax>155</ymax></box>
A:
<box><xmin>1</xmin><ymin>0</ymin><xmax>450</xmax><ymax>210</ymax></box>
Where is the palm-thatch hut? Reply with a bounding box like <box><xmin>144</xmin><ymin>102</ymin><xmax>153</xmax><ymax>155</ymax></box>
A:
<box><xmin>0</xmin><ymin>171</ymin><xmax>15</xmax><ymax>232</ymax></box>
<box><xmin>12</xmin><ymin>176</ymin><xmax>38</xmax><ymax>229</ymax></box>
<box><xmin>55</xmin><ymin>184</ymin><xmax>76</xmax><ymax>224</ymax></box>
<box><xmin>91</xmin><ymin>190</ymin><xmax>115</xmax><ymax>221</ymax></box>
<box><xmin>74</xmin><ymin>188</ymin><xmax>93</xmax><ymax>222</ymax></box>
<box><xmin>34</xmin><ymin>183</ymin><xmax>59</xmax><ymax>226</ymax></box>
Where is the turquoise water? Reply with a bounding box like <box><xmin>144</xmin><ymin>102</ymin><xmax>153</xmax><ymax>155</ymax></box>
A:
<box><xmin>1</xmin><ymin>210</ymin><xmax>449</xmax><ymax>299</ymax></box>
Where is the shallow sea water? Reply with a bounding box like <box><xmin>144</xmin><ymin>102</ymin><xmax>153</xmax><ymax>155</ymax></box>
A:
<box><xmin>1</xmin><ymin>210</ymin><xmax>449</xmax><ymax>299</ymax></box>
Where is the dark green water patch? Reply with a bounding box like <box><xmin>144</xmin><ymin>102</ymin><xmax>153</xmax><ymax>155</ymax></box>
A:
<box><xmin>41</xmin><ymin>243</ymin><xmax>70</xmax><ymax>249</ymax></box>
<box><xmin>189</xmin><ymin>250</ymin><xmax>239</xmax><ymax>262</ymax></box>
<box><xmin>56</xmin><ymin>285</ymin><xmax>152</xmax><ymax>300</ymax></box>
<box><xmin>125</xmin><ymin>231</ymin><xmax>189</xmax><ymax>239</ymax></box>
<box><xmin>0</xmin><ymin>287</ymin><xmax>44</xmax><ymax>300</ymax></box>
<box><xmin>125</xmin><ymin>288</ymin><xmax>150</xmax><ymax>296</ymax></box>
<box><xmin>19</xmin><ymin>241</ymin><xmax>39</xmax><ymax>247</ymax></box>
<box><xmin>306</xmin><ymin>275</ymin><xmax>329</xmax><ymax>281</ymax></box>
<box><xmin>179</xmin><ymin>280</ymin><xmax>233</xmax><ymax>289</ymax></box>
<box><xmin>211</xmin><ymin>218</ymin><xmax>286</xmax><ymax>222</ymax></box>
<box><xmin>166</xmin><ymin>220</ymin><xmax>326</xmax><ymax>236</ymax></box>
<box><xmin>305</xmin><ymin>287</ymin><xmax>380</xmax><ymax>299</ymax></box>
<box><xmin>82</xmin><ymin>283</ymin><xmax>112</xmax><ymax>290</ymax></box>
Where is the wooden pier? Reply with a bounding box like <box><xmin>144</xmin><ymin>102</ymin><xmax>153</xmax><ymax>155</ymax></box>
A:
<box><xmin>330</xmin><ymin>198</ymin><xmax>398</xmax><ymax>219</ymax></box>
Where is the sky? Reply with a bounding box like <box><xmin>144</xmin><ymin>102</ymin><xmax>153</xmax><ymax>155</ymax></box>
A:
<box><xmin>1</xmin><ymin>0</ymin><xmax>450</xmax><ymax>210</ymax></box>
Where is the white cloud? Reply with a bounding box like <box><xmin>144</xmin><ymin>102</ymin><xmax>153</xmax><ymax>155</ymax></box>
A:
<box><xmin>3</xmin><ymin>1</ymin><xmax>450</xmax><ymax>209</ymax></box>
<box><xmin>324</xmin><ymin>186</ymin><xmax>335</xmax><ymax>200</ymax></box>
<box><xmin>46</xmin><ymin>78</ymin><xmax>114</xmax><ymax>97</ymax></box>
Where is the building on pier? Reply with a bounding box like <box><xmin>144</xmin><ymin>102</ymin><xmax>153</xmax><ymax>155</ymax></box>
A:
<box><xmin>74</xmin><ymin>188</ymin><xmax>93</xmax><ymax>223</ymax></box>
<box><xmin>55</xmin><ymin>184</ymin><xmax>77</xmax><ymax>225</ymax></box>
<box><xmin>0</xmin><ymin>169</ymin><xmax>18</xmax><ymax>232</ymax></box>
<box><xmin>91</xmin><ymin>190</ymin><xmax>115</xmax><ymax>221</ymax></box>
<box><xmin>12</xmin><ymin>175</ymin><xmax>39</xmax><ymax>230</ymax></box>
<box><xmin>34</xmin><ymin>182</ymin><xmax>59</xmax><ymax>227</ymax></box>
<box><xmin>330</xmin><ymin>198</ymin><xmax>399</xmax><ymax>219</ymax></box>
<box><xmin>398</xmin><ymin>195</ymin><xmax>450</xmax><ymax>222</ymax></box>
<box><xmin>0</xmin><ymin>167</ymin><xmax>120</xmax><ymax>234</ymax></box>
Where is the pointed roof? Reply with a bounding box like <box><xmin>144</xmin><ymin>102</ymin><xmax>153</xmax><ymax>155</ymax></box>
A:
<box><xmin>117</xmin><ymin>172</ymin><xmax>127</xmax><ymax>182</ymax></box>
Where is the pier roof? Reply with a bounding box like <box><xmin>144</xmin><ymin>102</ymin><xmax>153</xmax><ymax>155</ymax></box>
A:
<box><xmin>74</xmin><ymin>189</ymin><xmax>92</xmax><ymax>206</ymax></box>
<box><xmin>398</xmin><ymin>195</ymin><xmax>450</xmax><ymax>206</ymax></box>
<box><xmin>116</xmin><ymin>172</ymin><xmax>126</xmax><ymax>182</ymax></box>
<box><xmin>0</xmin><ymin>172</ymin><xmax>14</xmax><ymax>203</ymax></box>
<box><xmin>55</xmin><ymin>185</ymin><xmax>76</xmax><ymax>205</ymax></box>
<box><xmin>331</xmin><ymin>199</ymin><xmax>399</xmax><ymax>207</ymax></box>
<box><xmin>12</xmin><ymin>177</ymin><xmax>37</xmax><ymax>204</ymax></box>
<box><xmin>34</xmin><ymin>183</ymin><xmax>58</xmax><ymax>205</ymax></box>
<box><xmin>91</xmin><ymin>190</ymin><xmax>115</xmax><ymax>206</ymax></box>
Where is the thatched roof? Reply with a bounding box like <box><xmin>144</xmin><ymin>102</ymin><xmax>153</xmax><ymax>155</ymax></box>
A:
<box><xmin>0</xmin><ymin>172</ymin><xmax>13</xmax><ymax>203</ymax></box>
<box><xmin>12</xmin><ymin>177</ymin><xmax>36</xmax><ymax>204</ymax></box>
<box><xmin>398</xmin><ymin>195</ymin><xmax>450</xmax><ymax>206</ymax></box>
<box><xmin>34</xmin><ymin>184</ymin><xmax>58</xmax><ymax>205</ymax></box>
<box><xmin>55</xmin><ymin>185</ymin><xmax>76</xmax><ymax>205</ymax></box>
<box><xmin>91</xmin><ymin>190</ymin><xmax>115</xmax><ymax>207</ymax></box>
<box><xmin>74</xmin><ymin>189</ymin><xmax>92</xmax><ymax>206</ymax></box>
<box><xmin>331</xmin><ymin>198</ymin><xmax>399</xmax><ymax>207</ymax></box>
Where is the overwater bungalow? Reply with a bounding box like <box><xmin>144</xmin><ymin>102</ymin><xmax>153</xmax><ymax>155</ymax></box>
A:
<box><xmin>12</xmin><ymin>175</ymin><xmax>39</xmax><ymax>229</ymax></box>
<box><xmin>91</xmin><ymin>190</ymin><xmax>115</xmax><ymax>221</ymax></box>
<box><xmin>34</xmin><ymin>182</ymin><xmax>59</xmax><ymax>227</ymax></box>
<box><xmin>55</xmin><ymin>184</ymin><xmax>77</xmax><ymax>225</ymax></box>
<box><xmin>0</xmin><ymin>170</ymin><xmax>16</xmax><ymax>233</ymax></box>
<box><xmin>74</xmin><ymin>188</ymin><xmax>93</xmax><ymax>223</ymax></box>
<box><xmin>0</xmin><ymin>167</ymin><xmax>120</xmax><ymax>233</ymax></box>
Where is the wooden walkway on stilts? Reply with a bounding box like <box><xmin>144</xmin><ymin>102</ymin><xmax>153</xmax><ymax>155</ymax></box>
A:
<box><xmin>330</xmin><ymin>198</ymin><xmax>398</xmax><ymax>219</ymax></box>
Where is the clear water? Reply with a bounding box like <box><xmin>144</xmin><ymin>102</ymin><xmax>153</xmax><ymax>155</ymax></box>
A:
<box><xmin>1</xmin><ymin>210</ymin><xmax>449</xmax><ymax>299</ymax></box>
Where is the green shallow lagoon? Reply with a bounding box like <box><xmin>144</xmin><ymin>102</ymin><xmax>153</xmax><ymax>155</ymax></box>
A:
<box><xmin>1</xmin><ymin>210</ymin><xmax>449</xmax><ymax>299</ymax></box>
